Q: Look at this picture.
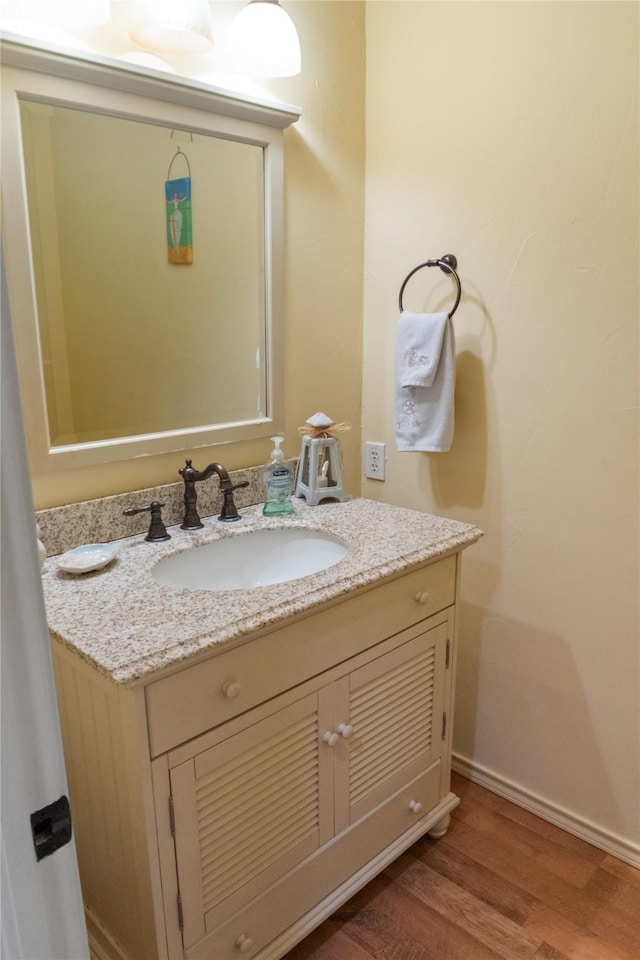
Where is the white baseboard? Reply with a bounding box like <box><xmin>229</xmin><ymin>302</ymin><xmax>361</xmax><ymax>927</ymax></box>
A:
<box><xmin>452</xmin><ymin>753</ymin><xmax>640</xmax><ymax>869</ymax></box>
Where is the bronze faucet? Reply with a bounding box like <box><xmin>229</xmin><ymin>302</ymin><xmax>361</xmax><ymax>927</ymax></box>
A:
<box><xmin>179</xmin><ymin>459</ymin><xmax>249</xmax><ymax>528</ymax></box>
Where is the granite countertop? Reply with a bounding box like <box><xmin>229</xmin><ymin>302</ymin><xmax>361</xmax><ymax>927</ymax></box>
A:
<box><xmin>42</xmin><ymin>498</ymin><xmax>482</xmax><ymax>684</ymax></box>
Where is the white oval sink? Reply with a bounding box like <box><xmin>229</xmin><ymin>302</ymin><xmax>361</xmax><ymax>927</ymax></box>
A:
<box><xmin>152</xmin><ymin>528</ymin><xmax>348</xmax><ymax>592</ymax></box>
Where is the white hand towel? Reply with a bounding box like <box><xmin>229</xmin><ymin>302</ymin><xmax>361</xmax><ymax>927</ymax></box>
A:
<box><xmin>394</xmin><ymin>311</ymin><xmax>455</xmax><ymax>452</ymax></box>
<box><xmin>396</xmin><ymin>311</ymin><xmax>448</xmax><ymax>387</ymax></box>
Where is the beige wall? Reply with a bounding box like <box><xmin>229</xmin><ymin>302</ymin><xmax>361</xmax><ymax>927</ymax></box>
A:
<box><xmin>363</xmin><ymin>1</ymin><xmax>639</xmax><ymax>858</ymax></box>
<box><xmin>28</xmin><ymin>0</ymin><xmax>365</xmax><ymax>507</ymax></box>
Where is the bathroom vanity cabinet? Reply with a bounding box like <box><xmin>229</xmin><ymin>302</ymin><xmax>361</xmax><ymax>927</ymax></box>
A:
<box><xmin>52</xmin><ymin>551</ymin><xmax>466</xmax><ymax>960</ymax></box>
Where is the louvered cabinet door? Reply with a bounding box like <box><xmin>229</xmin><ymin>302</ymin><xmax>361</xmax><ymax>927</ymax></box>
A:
<box><xmin>169</xmin><ymin>689</ymin><xmax>334</xmax><ymax>952</ymax></box>
<box><xmin>335</xmin><ymin>618</ymin><xmax>449</xmax><ymax>831</ymax></box>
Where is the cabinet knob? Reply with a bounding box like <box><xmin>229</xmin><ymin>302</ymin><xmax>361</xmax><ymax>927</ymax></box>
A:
<box><xmin>408</xmin><ymin>800</ymin><xmax>422</xmax><ymax>814</ymax></box>
<box><xmin>222</xmin><ymin>680</ymin><xmax>242</xmax><ymax>699</ymax></box>
<box><xmin>337</xmin><ymin>723</ymin><xmax>353</xmax><ymax>739</ymax></box>
<box><xmin>235</xmin><ymin>933</ymin><xmax>254</xmax><ymax>954</ymax></box>
<box><xmin>323</xmin><ymin>731</ymin><xmax>340</xmax><ymax>747</ymax></box>
<box><xmin>414</xmin><ymin>591</ymin><xmax>430</xmax><ymax>604</ymax></box>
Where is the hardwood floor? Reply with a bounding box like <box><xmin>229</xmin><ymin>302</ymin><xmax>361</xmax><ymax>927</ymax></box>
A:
<box><xmin>283</xmin><ymin>773</ymin><xmax>640</xmax><ymax>960</ymax></box>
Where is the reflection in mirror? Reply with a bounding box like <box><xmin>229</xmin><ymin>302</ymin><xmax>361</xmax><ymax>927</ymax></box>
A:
<box><xmin>0</xmin><ymin>38</ymin><xmax>300</xmax><ymax>471</ymax></box>
<box><xmin>20</xmin><ymin>100</ymin><xmax>266</xmax><ymax>447</ymax></box>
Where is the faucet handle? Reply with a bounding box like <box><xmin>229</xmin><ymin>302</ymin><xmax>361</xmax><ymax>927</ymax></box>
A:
<box><xmin>231</xmin><ymin>480</ymin><xmax>250</xmax><ymax>493</ymax></box>
<box><xmin>219</xmin><ymin>480</ymin><xmax>250</xmax><ymax>522</ymax></box>
<box><xmin>123</xmin><ymin>501</ymin><xmax>171</xmax><ymax>542</ymax></box>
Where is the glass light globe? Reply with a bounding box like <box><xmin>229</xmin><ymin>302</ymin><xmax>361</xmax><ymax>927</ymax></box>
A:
<box><xmin>228</xmin><ymin>0</ymin><xmax>301</xmax><ymax>78</ymax></box>
<box><xmin>0</xmin><ymin>0</ymin><xmax>110</xmax><ymax>26</ymax></box>
<box><xmin>116</xmin><ymin>51</ymin><xmax>177</xmax><ymax>74</ymax></box>
<box><xmin>128</xmin><ymin>0</ymin><xmax>214</xmax><ymax>55</ymax></box>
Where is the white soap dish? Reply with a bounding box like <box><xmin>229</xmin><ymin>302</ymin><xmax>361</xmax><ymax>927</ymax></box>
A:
<box><xmin>58</xmin><ymin>543</ymin><xmax>118</xmax><ymax>575</ymax></box>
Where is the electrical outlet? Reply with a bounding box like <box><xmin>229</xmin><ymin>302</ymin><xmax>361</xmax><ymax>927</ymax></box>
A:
<box><xmin>364</xmin><ymin>441</ymin><xmax>386</xmax><ymax>480</ymax></box>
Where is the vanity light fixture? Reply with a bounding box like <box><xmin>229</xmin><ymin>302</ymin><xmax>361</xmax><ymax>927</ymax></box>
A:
<box><xmin>228</xmin><ymin>0</ymin><xmax>301</xmax><ymax>77</ymax></box>
<box><xmin>0</xmin><ymin>0</ymin><xmax>110</xmax><ymax>26</ymax></box>
<box><xmin>128</xmin><ymin>0</ymin><xmax>214</xmax><ymax>55</ymax></box>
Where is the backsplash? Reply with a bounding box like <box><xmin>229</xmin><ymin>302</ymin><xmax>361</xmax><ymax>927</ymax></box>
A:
<box><xmin>36</xmin><ymin>461</ymin><xmax>297</xmax><ymax>557</ymax></box>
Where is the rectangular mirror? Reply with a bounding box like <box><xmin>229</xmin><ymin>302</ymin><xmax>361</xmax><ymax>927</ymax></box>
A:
<box><xmin>1</xmin><ymin>37</ymin><xmax>300</xmax><ymax>471</ymax></box>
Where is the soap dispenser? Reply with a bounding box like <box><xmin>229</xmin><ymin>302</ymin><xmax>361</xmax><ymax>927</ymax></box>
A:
<box><xmin>262</xmin><ymin>436</ymin><xmax>295</xmax><ymax>516</ymax></box>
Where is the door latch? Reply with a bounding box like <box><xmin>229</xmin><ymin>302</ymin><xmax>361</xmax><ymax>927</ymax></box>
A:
<box><xmin>30</xmin><ymin>795</ymin><xmax>73</xmax><ymax>861</ymax></box>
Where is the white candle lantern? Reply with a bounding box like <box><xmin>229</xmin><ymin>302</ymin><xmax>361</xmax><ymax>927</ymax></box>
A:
<box><xmin>295</xmin><ymin>413</ymin><xmax>348</xmax><ymax>506</ymax></box>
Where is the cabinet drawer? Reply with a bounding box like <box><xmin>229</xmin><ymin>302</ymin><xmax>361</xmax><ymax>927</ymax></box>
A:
<box><xmin>146</xmin><ymin>555</ymin><xmax>456</xmax><ymax>756</ymax></box>
<box><xmin>184</xmin><ymin>764</ymin><xmax>442</xmax><ymax>960</ymax></box>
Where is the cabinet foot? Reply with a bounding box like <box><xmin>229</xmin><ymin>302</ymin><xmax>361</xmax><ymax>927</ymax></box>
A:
<box><xmin>427</xmin><ymin>813</ymin><xmax>450</xmax><ymax>839</ymax></box>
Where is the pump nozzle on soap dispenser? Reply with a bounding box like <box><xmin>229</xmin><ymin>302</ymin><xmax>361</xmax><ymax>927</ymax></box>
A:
<box><xmin>271</xmin><ymin>437</ymin><xmax>285</xmax><ymax>461</ymax></box>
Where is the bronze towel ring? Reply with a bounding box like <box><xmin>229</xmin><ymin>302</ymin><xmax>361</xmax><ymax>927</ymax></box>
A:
<box><xmin>398</xmin><ymin>253</ymin><xmax>462</xmax><ymax>318</ymax></box>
